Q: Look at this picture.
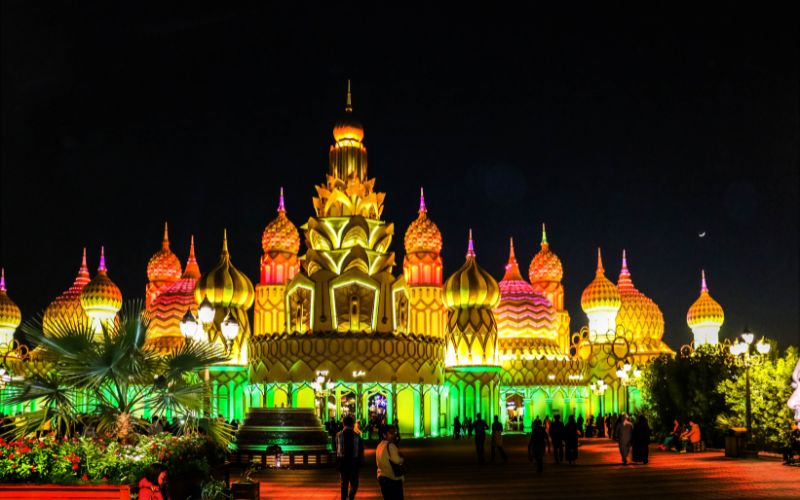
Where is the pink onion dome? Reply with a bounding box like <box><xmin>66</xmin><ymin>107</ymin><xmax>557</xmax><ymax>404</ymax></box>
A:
<box><xmin>80</xmin><ymin>247</ymin><xmax>123</xmax><ymax>320</ymax></box>
<box><xmin>262</xmin><ymin>188</ymin><xmax>301</xmax><ymax>255</ymax></box>
<box><xmin>147</xmin><ymin>222</ymin><xmax>182</xmax><ymax>283</ymax></box>
<box><xmin>615</xmin><ymin>250</ymin><xmax>665</xmax><ymax>346</ymax></box>
<box><xmin>44</xmin><ymin>248</ymin><xmax>92</xmax><ymax>333</ymax></box>
<box><xmin>529</xmin><ymin>223</ymin><xmax>563</xmax><ymax>284</ymax></box>
<box><xmin>443</xmin><ymin>230</ymin><xmax>500</xmax><ymax>310</ymax></box>
<box><xmin>0</xmin><ymin>269</ymin><xmax>22</xmax><ymax>344</ymax></box>
<box><xmin>687</xmin><ymin>270</ymin><xmax>724</xmax><ymax>328</ymax></box>
<box><xmin>580</xmin><ymin>248</ymin><xmax>621</xmax><ymax>313</ymax></box>
<box><xmin>149</xmin><ymin>238</ymin><xmax>202</xmax><ymax>346</ymax></box>
<box><xmin>404</xmin><ymin>188</ymin><xmax>443</xmax><ymax>254</ymax></box>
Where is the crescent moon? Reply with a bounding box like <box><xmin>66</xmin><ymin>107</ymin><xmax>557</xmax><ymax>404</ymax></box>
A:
<box><xmin>699</xmin><ymin>231</ymin><xmax>706</xmax><ymax>238</ymax></box>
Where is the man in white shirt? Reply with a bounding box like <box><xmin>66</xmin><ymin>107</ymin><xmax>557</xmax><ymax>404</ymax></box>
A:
<box><xmin>376</xmin><ymin>425</ymin><xmax>404</xmax><ymax>499</ymax></box>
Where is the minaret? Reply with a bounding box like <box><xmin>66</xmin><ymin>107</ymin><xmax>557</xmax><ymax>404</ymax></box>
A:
<box><xmin>329</xmin><ymin>79</ymin><xmax>368</xmax><ymax>181</ymax></box>
<box><xmin>255</xmin><ymin>188</ymin><xmax>300</xmax><ymax>335</ymax></box>
<box><xmin>403</xmin><ymin>188</ymin><xmax>445</xmax><ymax>336</ymax></box>
<box><xmin>687</xmin><ymin>270</ymin><xmax>724</xmax><ymax>346</ymax></box>
<box><xmin>529</xmin><ymin>223</ymin><xmax>571</xmax><ymax>353</ymax></box>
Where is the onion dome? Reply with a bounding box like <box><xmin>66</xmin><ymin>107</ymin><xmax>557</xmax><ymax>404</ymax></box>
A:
<box><xmin>0</xmin><ymin>269</ymin><xmax>22</xmax><ymax>344</ymax></box>
<box><xmin>195</xmin><ymin>230</ymin><xmax>255</xmax><ymax>309</ymax></box>
<box><xmin>494</xmin><ymin>238</ymin><xmax>557</xmax><ymax>337</ymax></box>
<box><xmin>147</xmin><ymin>222</ymin><xmax>182</xmax><ymax>283</ymax></box>
<box><xmin>262</xmin><ymin>188</ymin><xmax>301</xmax><ymax>254</ymax></box>
<box><xmin>149</xmin><ymin>238</ymin><xmax>202</xmax><ymax>345</ymax></box>
<box><xmin>529</xmin><ymin>223</ymin><xmax>564</xmax><ymax>284</ymax></box>
<box><xmin>615</xmin><ymin>250</ymin><xmax>665</xmax><ymax>345</ymax></box>
<box><xmin>332</xmin><ymin>80</ymin><xmax>364</xmax><ymax>142</ymax></box>
<box><xmin>687</xmin><ymin>270</ymin><xmax>724</xmax><ymax>328</ymax></box>
<box><xmin>443</xmin><ymin>230</ymin><xmax>500</xmax><ymax>310</ymax></box>
<box><xmin>80</xmin><ymin>247</ymin><xmax>122</xmax><ymax>320</ymax></box>
<box><xmin>44</xmin><ymin>248</ymin><xmax>91</xmax><ymax>332</ymax></box>
<box><xmin>581</xmin><ymin>248</ymin><xmax>621</xmax><ymax>313</ymax></box>
<box><xmin>404</xmin><ymin>188</ymin><xmax>443</xmax><ymax>254</ymax></box>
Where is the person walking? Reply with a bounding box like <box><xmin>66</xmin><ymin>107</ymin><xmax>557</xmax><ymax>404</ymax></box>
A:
<box><xmin>618</xmin><ymin>414</ymin><xmax>634</xmax><ymax>464</ymax></box>
<box><xmin>528</xmin><ymin>420</ymin><xmax>549</xmax><ymax>476</ymax></box>
<box><xmin>576</xmin><ymin>415</ymin><xmax>584</xmax><ymax>437</ymax></box>
<box><xmin>597</xmin><ymin>414</ymin><xmax>605</xmax><ymax>438</ymax></box>
<box><xmin>472</xmin><ymin>413</ymin><xmax>489</xmax><ymax>464</ymax></box>
<box><xmin>453</xmin><ymin>416</ymin><xmax>461</xmax><ymax>440</ymax></box>
<box><xmin>632</xmin><ymin>415</ymin><xmax>651</xmax><ymax>464</ymax></box>
<box><xmin>491</xmin><ymin>415</ymin><xmax>508</xmax><ymax>463</ymax></box>
<box><xmin>549</xmin><ymin>415</ymin><xmax>564</xmax><ymax>464</ymax></box>
<box><xmin>336</xmin><ymin>415</ymin><xmax>365</xmax><ymax>500</ymax></box>
<box><xmin>376</xmin><ymin>425</ymin><xmax>404</xmax><ymax>499</ymax></box>
<box><xmin>564</xmin><ymin>415</ymin><xmax>579</xmax><ymax>464</ymax></box>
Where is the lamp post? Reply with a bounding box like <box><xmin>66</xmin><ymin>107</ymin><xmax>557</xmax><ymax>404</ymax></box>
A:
<box><xmin>615</xmin><ymin>362</ymin><xmax>642</xmax><ymax>414</ymax></box>
<box><xmin>589</xmin><ymin>378</ymin><xmax>608</xmax><ymax>416</ymax></box>
<box><xmin>311</xmin><ymin>370</ymin><xmax>334</xmax><ymax>422</ymax></box>
<box><xmin>729</xmin><ymin>326</ymin><xmax>770</xmax><ymax>443</ymax></box>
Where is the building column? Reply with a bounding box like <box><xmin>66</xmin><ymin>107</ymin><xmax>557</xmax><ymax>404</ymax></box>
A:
<box><xmin>430</xmin><ymin>387</ymin><xmax>440</xmax><ymax>437</ymax></box>
<box><xmin>545</xmin><ymin>397</ymin><xmax>553</xmax><ymax>418</ymax></box>
<box><xmin>563</xmin><ymin>395</ymin><xmax>571</xmax><ymax>418</ymax></box>
<box><xmin>413</xmin><ymin>385</ymin><xmax>422</xmax><ymax>437</ymax></box>
<box><xmin>523</xmin><ymin>389</ymin><xmax>533</xmax><ymax>433</ymax></box>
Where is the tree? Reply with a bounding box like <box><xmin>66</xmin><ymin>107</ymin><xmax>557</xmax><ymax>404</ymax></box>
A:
<box><xmin>717</xmin><ymin>346</ymin><xmax>798</xmax><ymax>451</ymax></box>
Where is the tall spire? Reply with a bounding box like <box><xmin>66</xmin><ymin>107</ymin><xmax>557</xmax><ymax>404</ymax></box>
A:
<box><xmin>502</xmin><ymin>237</ymin><xmax>524</xmax><ymax>281</ymax></box>
<box><xmin>162</xmin><ymin>222</ymin><xmax>170</xmax><ymax>249</ymax></box>
<box><xmin>277</xmin><ymin>187</ymin><xmax>286</xmax><ymax>213</ymax></box>
<box><xmin>620</xmin><ymin>249</ymin><xmax>630</xmax><ymax>276</ymax></box>
<box><xmin>222</xmin><ymin>229</ymin><xmax>229</xmax><ymax>255</ymax></box>
<box><xmin>595</xmin><ymin>247</ymin><xmax>605</xmax><ymax>276</ymax></box>
<box><xmin>466</xmin><ymin>229</ymin><xmax>476</xmax><ymax>258</ymax></box>
<box><xmin>541</xmin><ymin>223</ymin><xmax>549</xmax><ymax>246</ymax></box>
<box><xmin>183</xmin><ymin>235</ymin><xmax>201</xmax><ymax>279</ymax></box>
<box><xmin>419</xmin><ymin>187</ymin><xmax>427</xmax><ymax>214</ymax></box>
<box><xmin>617</xmin><ymin>249</ymin><xmax>635</xmax><ymax>291</ymax></box>
<box><xmin>345</xmin><ymin>79</ymin><xmax>353</xmax><ymax>113</ymax></box>
<box><xmin>0</xmin><ymin>268</ymin><xmax>6</xmax><ymax>292</ymax></box>
<box><xmin>701</xmin><ymin>269</ymin><xmax>708</xmax><ymax>293</ymax></box>
<box><xmin>98</xmin><ymin>246</ymin><xmax>107</xmax><ymax>273</ymax></box>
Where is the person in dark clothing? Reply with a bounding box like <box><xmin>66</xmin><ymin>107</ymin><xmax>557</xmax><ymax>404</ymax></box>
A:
<box><xmin>336</xmin><ymin>415</ymin><xmax>365</xmax><ymax>500</ymax></box>
<box><xmin>453</xmin><ymin>416</ymin><xmax>461</xmax><ymax>440</ymax></box>
<box><xmin>490</xmin><ymin>415</ymin><xmax>508</xmax><ymax>463</ymax></box>
<box><xmin>576</xmin><ymin>415</ymin><xmax>584</xmax><ymax>437</ymax></box>
<box><xmin>631</xmin><ymin>415</ymin><xmax>651</xmax><ymax>464</ymax></box>
<box><xmin>782</xmin><ymin>423</ymin><xmax>800</xmax><ymax>464</ymax></box>
<box><xmin>597</xmin><ymin>414</ymin><xmax>605</xmax><ymax>438</ymax></box>
<box><xmin>472</xmin><ymin>413</ymin><xmax>490</xmax><ymax>464</ymax></box>
<box><xmin>528</xmin><ymin>420</ymin><xmax>550</xmax><ymax>476</ymax></box>
<box><xmin>564</xmin><ymin>415</ymin><xmax>579</xmax><ymax>464</ymax></box>
<box><xmin>549</xmin><ymin>415</ymin><xmax>564</xmax><ymax>464</ymax></box>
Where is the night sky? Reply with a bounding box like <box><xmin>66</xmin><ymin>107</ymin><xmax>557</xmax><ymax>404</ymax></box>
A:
<box><xmin>2</xmin><ymin>3</ymin><xmax>798</xmax><ymax>348</ymax></box>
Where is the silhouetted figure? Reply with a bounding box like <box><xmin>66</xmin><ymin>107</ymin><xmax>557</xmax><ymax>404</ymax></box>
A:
<box><xmin>632</xmin><ymin>415</ymin><xmax>651</xmax><ymax>464</ymax></box>
<box><xmin>528</xmin><ymin>420</ymin><xmax>549</xmax><ymax>476</ymax></box>
<box><xmin>564</xmin><ymin>415</ymin><xmax>579</xmax><ymax>464</ymax></box>
<box><xmin>472</xmin><ymin>413</ymin><xmax>489</xmax><ymax>464</ymax></box>
<box><xmin>576</xmin><ymin>415</ymin><xmax>584</xmax><ymax>437</ymax></box>
<box><xmin>618</xmin><ymin>414</ymin><xmax>633</xmax><ymax>464</ymax></box>
<box><xmin>597</xmin><ymin>414</ymin><xmax>606</xmax><ymax>438</ymax></box>
<box><xmin>549</xmin><ymin>415</ymin><xmax>564</xmax><ymax>464</ymax></box>
<box><xmin>491</xmin><ymin>415</ymin><xmax>508</xmax><ymax>463</ymax></box>
<box><xmin>453</xmin><ymin>416</ymin><xmax>461</xmax><ymax>440</ymax></box>
<box><xmin>336</xmin><ymin>415</ymin><xmax>365</xmax><ymax>500</ymax></box>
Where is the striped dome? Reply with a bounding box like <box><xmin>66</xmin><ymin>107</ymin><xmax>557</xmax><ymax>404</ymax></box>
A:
<box><xmin>615</xmin><ymin>250</ymin><xmax>665</xmax><ymax>345</ymax></box>
<box><xmin>44</xmin><ymin>248</ymin><xmax>91</xmax><ymax>333</ymax></box>
<box><xmin>443</xmin><ymin>231</ymin><xmax>500</xmax><ymax>310</ymax></box>
<box><xmin>80</xmin><ymin>247</ymin><xmax>123</xmax><ymax>320</ymax></box>
<box><xmin>404</xmin><ymin>188</ymin><xmax>442</xmax><ymax>254</ymax></box>
<box><xmin>581</xmin><ymin>248</ymin><xmax>621</xmax><ymax>313</ymax></box>
<box><xmin>195</xmin><ymin>231</ymin><xmax>255</xmax><ymax>310</ymax></box>
<box><xmin>150</xmin><ymin>237</ymin><xmax>202</xmax><ymax>338</ymax></box>
<box><xmin>529</xmin><ymin>224</ymin><xmax>563</xmax><ymax>284</ymax></box>
<box><xmin>494</xmin><ymin>238</ymin><xmax>557</xmax><ymax>339</ymax></box>
<box><xmin>687</xmin><ymin>270</ymin><xmax>724</xmax><ymax>328</ymax></box>
<box><xmin>262</xmin><ymin>188</ymin><xmax>300</xmax><ymax>254</ymax></box>
<box><xmin>0</xmin><ymin>269</ymin><xmax>22</xmax><ymax>343</ymax></box>
<box><xmin>147</xmin><ymin>223</ymin><xmax>182</xmax><ymax>283</ymax></box>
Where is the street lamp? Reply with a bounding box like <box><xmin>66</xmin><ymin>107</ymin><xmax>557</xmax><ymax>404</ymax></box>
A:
<box><xmin>220</xmin><ymin>312</ymin><xmax>240</xmax><ymax>354</ymax></box>
<box><xmin>615</xmin><ymin>362</ymin><xmax>642</xmax><ymax>414</ymax></box>
<box><xmin>198</xmin><ymin>297</ymin><xmax>215</xmax><ymax>325</ymax></box>
<box><xmin>589</xmin><ymin>378</ymin><xmax>608</xmax><ymax>416</ymax></box>
<box><xmin>729</xmin><ymin>326</ymin><xmax>771</xmax><ymax>443</ymax></box>
<box><xmin>311</xmin><ymin>370</ymin><xmax>334</xmax><ymax>421</ymax></box>
<box><xmin>180</xmin><ymin>310</ymin><xmax>201</xmax><ymax>342</ymax></box>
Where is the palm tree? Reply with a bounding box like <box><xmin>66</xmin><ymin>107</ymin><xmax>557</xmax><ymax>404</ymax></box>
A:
<box><xmin>5</xmin><ymin>301</ymin><xmax>233</xmax><ymax>446</ymax></box>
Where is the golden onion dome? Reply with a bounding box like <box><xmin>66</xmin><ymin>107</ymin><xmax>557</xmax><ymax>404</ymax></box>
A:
<box><xmin>195</xmin><ymin>230</ymin><xmax>255</xmax><ymax>310</ymax></box>
<box><xmin>687</xmin><ymin>270</ymin><xmax>724</xmax><ymax>328</ymax></box>
<box><xmin>0</xmin><ymin>269</ymin><xmax>22</xmax><ymax>341</ymax></box>
<box><xmin>580</xmin><ymin>248</ymin><xmax>621</xmax><ymax>313</ymax></box>
<box><xmin>44</xmin><ymin>248</ymin><xmax>91</xmax><ymax>332</ymax></box>
<box><xmin>262</xmin><ymin>188</ymin><xmax>301</xmax><ymax>254</ymax></box>
<box><xmin>443</xmin><ymin>230</ymin><xmax>500</xmax><ymax>310</ymax></box>
<box><xmin>147</xmin><ymin>222</ymin><xmax>182</xmax><ymax>283</ymax></box>
<box><xmin>404</xmin><ymin>188</ymin><xmax>442</xmax><ymax>254</ymax></box>
<box><xmin>332</xmin><ymin>80</ymin><xmax>364</xmax><ymax>142</ymax></box>
<box><xmin>494</xmin><ymin>239</ymin><xmax>557</xmax><ymax>337</ymax></box>
<box><xmin>615</xmin><ymin>250</ymin><xmax>665</xmax><ymax>345</ymax></box>
<box><xmin>80</xmin><ymin>247</ymin><xmax>122</xmax><ymax>320</ymax></box>
<box><xmin>529</xmin><ymin>224</ymin><xmax>564</xmax><ymax>284</ymax></box>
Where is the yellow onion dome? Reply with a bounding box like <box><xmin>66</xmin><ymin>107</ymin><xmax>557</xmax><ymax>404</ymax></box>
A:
<box><xmin>332</xmin><ymin>81</ymin><xmax>364</xmax><ymax>142</ymax></box>
<box><xmin>195</xmin><ymin>230</ymin><xmax>255</xmax><ymax>309</ymax></box>
<box><xmin>149</xmin><ymin>237</ymin><xmax>201</xmax><ymax>342</ymax></box>
<box><xmin>43</xmin><ymin>248</ymin><xmax>92</xmax><ymax>332</ymax></box>
<box><xmin>529</xmin><ymin>224</ymin><xmax>564</xmax><ymax>284</ymax></box>
<box><xmin>443</xmin><ymin>230</ymin><xmax>500</xmax><ymax>310</ymax></box>
<box><xmin>262</xmin><ymin>188</ymin><xmax>301</xmax><ymax>254</ymax></box>
<box><xmin>0</xmin><ymin>269</ymin><xmax>22</xmax><ymax>344</ymax></box>
<box><xmin>687</xmin><ymin>270</ymin><xmax>724</xmax><ymax>328</ymax></box>
<box><xmin>581</xmin><ymin>248</ymin><xmax>621</xmax><ymax>313</ymax></box>
<box><xmin>80</xmin><ymin>247</ymin><xmax>122</xmax><ymax>320</ymax></box>
<box><xmin>494</xmin><ymin>238</ymin><xmax>557</xmax><ymax>338</ymax></box>
<box><xmin>147</xmin><ymin>222</ymin><xmax>182</xmax><ymax>283</ymax></box>
<box><xmin>404</xmin><ymin>188</ymin><xmax>442</xmax><ymax>254</ymax></box>
<box><xmin>615</xmin><ymin>250</ymin><xmax>665</xmax><ymax>345</ymax></box>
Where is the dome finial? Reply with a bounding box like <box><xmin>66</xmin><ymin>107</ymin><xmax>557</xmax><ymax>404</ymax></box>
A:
<box><xmin>189</xmin><ymin>235</ymin><xmax>196</xmax><ymax>260</ymax></box>
<box><xmin>419</xmin><ymin>187</ymin><xmax>427</xmax><ymax>214</ymax></box>
<box><xmin>541</xmin><ymin>223</ymin><xmax>548</xmax><ymax>246</ymax></box>
<box><xmin>701</xmin><ymin>269</ymin><xmax>708</xmax><ymax>293</ymax></box>
<box><xmin>222</xmin><ymin>229</ymin><xmax>229</xmax><ymax>254</ymax></box>
<box><xmin>467</xmin><ymin>229</ymin><xmax>476</xmax><ymax>258</ymax></box>
<box><xmin>162</xmin><ymin>222</ymin><xmax>170</xmax><ymax>249</ymax></box>
<box><xmin>183</xmin><ymin>235</ymin><xmax>201</xmax><ymax>279</ymax></box>
<box><xmin>277</xmin><ymin>187</ymin><xmax>286</xmax><ymax>213</ymax></box>
<box><xmin>621</xmin><ymin>249</ymin><xmax>630</xmax><ymax>276</ymax></box>
<box><xmin>345</xmin><ymin>79</ymin><xmax>353</xmax><ymax>113</ymax></box>
<box><xmin>81</xmin><ymin>247</ymin><xmax>88</xmax><ymax>271</ymax></box>
<box><xmin>98</xmin><ymin>246</ymin><xmax>107</xmax><ymax>272</ymax></box>
<box><xmin>596</xmin><ymin>247</ymin><xmax>605</xmax><ymax>276</ymax></box>
<box><xmin>509</xmin><ymin>237</ymin><xmax>516</xmax><ymax>260</ymax></box>
<box><xmin>0</xmin><ymin>268</ymin><xmax>5</xmax><ymax>292</ymax></box>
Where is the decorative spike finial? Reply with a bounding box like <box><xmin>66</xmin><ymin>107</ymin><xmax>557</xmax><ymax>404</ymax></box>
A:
<box><xmin>98</xmin><ymin>246</ymin><xmax>107</xmax><ymax>272</ymax></box>
<box><xmin>189</xmin><ymin>235</ymin><xmax>196</xmax><ymax>260</ymax></box>
<box><xmin>345</xmin><ymin>79</ymin><xmax>353</xmax><ymax>113</ymax></box>
<box><xmin>183</xmin><ymin>235</ymin><xmax>201</xmax><ymax>279</ymax></box>
<box><xmin>81</xmin><ymin>247</ymin><xmax>88</xmax><ymax>269</ymax></box>
<box><xmin>162</xmin><ymin>222</ymin><xmax>170</xmax><ymax>249</ymax></box>
<box><xmin>621</xmin><ymin>249</ymin><xmax>630</xmax><ymax>275</ymax></box>
<box><xmin>509</xmin><ymin>237</ymin><xmax>516</xmax><ymax>259</ymax></box>
<box><xmin>596</xmin><ymin>247</ymin><xmax>605</xmax><ymax>276</ymax></box>
<box><xmin>277</xmin><ymin>187</ymin><xmax>286</xmax><ymax>213</ymax></box>
<box><xmin>541</xmin><ymin>223</ymin><xmax>548</xmax><ymax>246</ymax></box>
<box><xmin>0</xmin><ymin>268</ymin><xmax>6</xmax><ymax>292</ymax></box>
<box><xmin>701</xmin><ymin>269</ymin><xmax>708</xmax><ymax>293</ymax></box>
<box><xmin>419</xmin><ymin>187</ymin><xmax>427</xmax><ymax>214</ymax></box>
<box><xmin>466</xmin><ymin>229</ymin><xmax>476</xmax><ymax>258</ymax></box>
<box><xmin>222</xmin><ymin>229</ymin><xmax>229</xmax><ymax>254</ymax></box>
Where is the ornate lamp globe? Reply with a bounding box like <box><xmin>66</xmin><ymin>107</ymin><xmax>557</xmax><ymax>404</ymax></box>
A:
<box><xmin>198</xmin><ymin>297</ymin><xmax>215</xmax><ymax>324</ymax></box>
<box><xmin>180</xmin><ymin>309</ymin><xmax>199</xmax><ymax>340</ymax></box>
<box><xmin>741</xmin><ymin>326</ymin><xmax>754</xmax><ymax>345</ymax></box>
<box><xmin>220</xmin><ymin>312</ymin><xmax>240</xmax><ymax>343</ymax></box>
<box><xmin>756</xmin><ymin>338</ymin><xmax>770</xmax><ymax>355</ymax></box>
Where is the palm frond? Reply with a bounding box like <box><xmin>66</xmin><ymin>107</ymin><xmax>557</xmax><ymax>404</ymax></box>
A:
<box><xmin>161</xmin><ymin>339</ymin><xmax>228</xmax><ymax>380</ymax></box>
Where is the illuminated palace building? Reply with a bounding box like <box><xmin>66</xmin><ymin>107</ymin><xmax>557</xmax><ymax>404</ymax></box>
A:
<box><xmin>0</xmin><ymin>85</ymin><xmax>727</xmax><ymax>437</ymax></box>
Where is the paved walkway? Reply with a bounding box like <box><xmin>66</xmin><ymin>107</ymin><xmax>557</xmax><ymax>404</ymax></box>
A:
<box><xmin>249</xmin><ymin>436</ymin><xmax>800</xmax><ymax>499</ymax></box>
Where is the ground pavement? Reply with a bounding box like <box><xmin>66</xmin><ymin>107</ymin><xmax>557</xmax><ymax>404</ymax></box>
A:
<box><xmin>247</xmin><ymin>435</ymin><xmax>800</xmax><ymax>499</ymax></box>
